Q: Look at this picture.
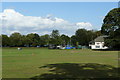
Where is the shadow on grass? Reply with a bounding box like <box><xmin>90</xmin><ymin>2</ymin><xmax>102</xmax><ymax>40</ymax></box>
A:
<box><xmin>92</xmin><ymin>49</ymin><xmax>120</xmax><ymax>51</ymax></box>
<box><xmin>30</xmin><ymin>63</ymin><xmax>119</xmax><ymax>80</ymax></box>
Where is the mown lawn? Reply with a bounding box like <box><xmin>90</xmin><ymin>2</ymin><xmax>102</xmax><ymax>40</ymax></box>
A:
<box><xmin>2</xmin><ymin>47</ymin><xmax>119</xmax><ymax>79</ymax></box>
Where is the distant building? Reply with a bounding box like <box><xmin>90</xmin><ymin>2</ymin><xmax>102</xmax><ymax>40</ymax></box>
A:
<box><xmin>89</xmin><ymin>35</ymin><xmax>108</xmax><ymax>50</ymax></box>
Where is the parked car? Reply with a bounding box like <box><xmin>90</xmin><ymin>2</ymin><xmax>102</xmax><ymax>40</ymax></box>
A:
<box><xmin>48</xmin><ymin>45</ymin><xmax>57</xmax><ymax>49</ymax></box>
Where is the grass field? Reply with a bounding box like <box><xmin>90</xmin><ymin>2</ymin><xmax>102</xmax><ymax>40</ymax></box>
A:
<box><xmin>2</xmin><ymin>48</ymin><xmax>119</xmax><ymax>79</ymax></box>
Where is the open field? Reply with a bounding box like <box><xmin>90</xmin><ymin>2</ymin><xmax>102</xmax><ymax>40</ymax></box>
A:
<box><xmin>2</xmin><ymin>48</ymin><xmax>119</xmax><ymax>79</ymax></box>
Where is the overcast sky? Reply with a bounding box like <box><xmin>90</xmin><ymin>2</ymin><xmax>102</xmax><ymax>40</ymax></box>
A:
<box><xmin>0</xmin><ymin>2</ymin><xmax>118</xmax><ymax>36</ymax></box>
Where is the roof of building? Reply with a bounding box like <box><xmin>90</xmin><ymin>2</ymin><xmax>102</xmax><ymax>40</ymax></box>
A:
<box><xmin>89</xmin><ymin>35</ymin><xmax>108</xmax><ymax>44</ymax></box>
<box><xmin>94</xmin><ymin>35</ymin><xmax>108</xmax><ymax>42</ymax></box>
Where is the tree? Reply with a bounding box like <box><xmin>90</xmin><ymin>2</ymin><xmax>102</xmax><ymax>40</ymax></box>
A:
<box><xmin>75</xmin><ymin>29</ymin><xmax>89</xmax><ymax>46</ymax></box>
<box><xmin>26</xmin><ymin>33</ymin><xmax>40</xmax><ymax>47</ymax></box>
<box><xmin>9</xmin><ymin>32</ymin><xmax>22</xmax><ymax>47</ymax></box>
<box><xmin>74</xmin><ymin>29</ymin><xmax>97</xmax><ymax>46</ymax></box>
<box><xmin>40</xmin><ymin>34</ymin><xmax>50</xmax><ymax>46</ymax></box>
<box><xmin>94</xmin><ymin>30</ymin><xmax>102</xmax><ymax>37</ymax></box>
<box><xmin>0</xmin><ymin>35</ymin><xmax>2</xmax><ymax>47</ymax></box>
<box><xmin>33</xmin><ymin>33</ymin><xmax>40</xmax><ymax>46</ymax></box>
<box><xmin>86</xmin><ymin>30</ymin><xmax>97</xmax><ymax>43</ymax></box>
<box><xmin>101</xmin><ymin>8</ymin><xmax>120</xmax><ymax>49</ymax></box>
<box><xmin>2</xmin><ymin>34</ymin><xmax>10</xmax><ymax>47</ymax></box>
<box><xmin>71</xmin><ymin>35</ymin><xmax>77</xmax><ymax>46</ymax></box>
<box><xmin>49</xmin><ymin>30</ymin><xmax>61</xmax><ymax>45</ymax></box>
<box><xmin>101</xmin><ymin>8</ymin><xmax>120</xmax><ymax>35</ymax></box>
<box><xmin>21</xmin><ymin>35</ymin><xmax>29</xmax><ymax>47</ymax></box>
<box><xmin>60</xmin><ymin>34</ymin><xmax>70</xmax><ymax>46</ymax></box>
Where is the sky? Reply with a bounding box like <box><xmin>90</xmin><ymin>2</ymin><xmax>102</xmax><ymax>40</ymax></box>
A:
<box><xmin>0</xmin><ymin>2</ymin><xmax>118</xmax><ymax>36</ymax></box>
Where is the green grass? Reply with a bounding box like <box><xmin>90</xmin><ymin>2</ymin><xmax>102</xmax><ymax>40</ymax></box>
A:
<box><xmin>2</xmin><ymin>48</ymin><xmax>119</xmax><ymax>78</ymax></box>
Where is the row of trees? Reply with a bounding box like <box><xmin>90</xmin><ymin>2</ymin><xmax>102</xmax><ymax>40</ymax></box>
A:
<box><xmin>1</xmin><ymin>29</ymin><xmax>101</xmax><ymax>47</ymax></box>
<box><xmin>1</xmin><ymin>8</ymin><xmax>119</xmax><ymax>49</ymax></box>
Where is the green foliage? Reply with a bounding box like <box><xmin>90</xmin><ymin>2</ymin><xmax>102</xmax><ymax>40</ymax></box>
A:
<box><xmin>1</xmin><ymin>29</ymin><xmax>101</xmax><ymax>47</ymax></box>
<box><xmin>2</xmin><ymin>34</ymin><xmax>10</xmax><ymax>47</ymax></box>
<box><xmin>71</xmin><ymin>35</ymin><xmax>77</xmax><ymax>46</ymax></box>
<box><xmin>75</xmin><ymin>29</ymin><xmax>86</xmax><ymax>45</ymax></box>
<box><xmin>26</xmin><ymin>33</ymin><xmax>40</xmax><ymax>47</ymax></box>
<box><xmin>0</xmin><ymin>35</ymin><xmax>2</xmax><ymax>46</ymax></box>
<box><xmin>75</xmin><ymin>29</ymin><xmax>97</xmax><ymax>46</ymax></box>
<box><xmin>101</xmin><ymin>8</ymin><xmax>120</xmax><ymax>49</ymax></box>
<box><xmin>40</xmin><ymin>34</ymin><xmax>50</xmax><ymax>45</ymax></box>
<box><xmin>60</xmin><ymin>34</ymin><xmax>70</xmax><ymax>45</ymax></box>
<box><xmin>49</xmin><ymin>30</ymin><xmax>61</xmax><ymax>45</ymax></box>
<box><xmin>50</xmin><ymin>30</ymin><xmax>60</xmax><ymax>39</ymax></box>
<box><xmin>9</xmin><ymin>32</ymin><xmax>23</xmax><ymax>46</ymax></box>
<box><xmin>101</xmin><ymin>8</ymin><xmax>120</xmax><ymax>35</ymax></box>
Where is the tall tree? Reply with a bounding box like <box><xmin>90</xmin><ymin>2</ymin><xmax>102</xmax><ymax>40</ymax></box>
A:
<box><xmin>71</xmin><ymin>35</ymin><xmax>77</xmax><ymax>46</ymax></box>
<box><xmin>0</xmin><ymin>35</ymin><xmax>2</xmax><ymax>47</ymax></box>
<box><xmin>2</xmin><ymin>34</ymin><xmax>10</xmax><ymax>47</ymax></box>
<box><xmin>101</xmin><ymin>8</ymin><xmax>120</xmax><ymax>49</ymax></box>
<box><xmin>94</xmin><ymin>30</ymin><xmax>102</xmax><ymax>37</ymax></box>
<box><xmin>50</xmin><ymin>30</ymin><xmax>60</xmax><ymax>38</ymax></box>
<box><xmin>40</xmin><ymin>34</ymin><xmax>50</xmax><ymax>46</ymax></box>
<box><xmin>101</xmin><ymin>8</ymin><xmax>120</xmax><ymax>35</ymax></box>
<box><xmin>10</xmin><ymin>32</ymin><xmax>22</xmax><ymax>47</ymax></box>
<box><xmin>75</xmin><ymin>29</ymin><xmax>96</xmax><ymax>46</ymax></box>
<box><xmin>49</xmin><ymin>30</ymin><xmax>61</xmax><ymax>45</ymax></box>
<box><xmin>86</xmin><ymin>30</ymin><xmax>97</xmax><ymax>42</ymax></box>
<box><xmin>26</xmin><ymin>33</ymin><xmax>40</xmax><ymax>47</ymax></box>
<box><xmin>75</xmin><ymin>29</ymin><xmax>88</xmax><ymax>46</ymax></box>
<box><xmin>60</xmin><ymin>34</ymin><xmax>70</xmax><ymax>46</ymax></box>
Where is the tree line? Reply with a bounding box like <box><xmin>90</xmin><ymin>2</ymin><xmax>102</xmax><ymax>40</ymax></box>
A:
<box><xmin>0</xmin><ymin>29</ymin><xmax>101</xmax><ymax>47</ymax></box>
<box><xmin>1</xmin><ymin>8</ymin><xmax>120</xmax><ymax>49</ymax></box>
